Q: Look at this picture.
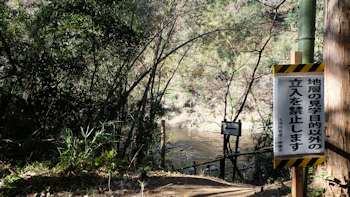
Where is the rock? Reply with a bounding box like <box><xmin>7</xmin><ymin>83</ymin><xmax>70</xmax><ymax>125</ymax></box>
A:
<box><xmin>166</xmin><ymin>142</ymin><xmax>176</xmax><ymax>148</ymax></box>
<box><xmin>210</xmin><ymin>166</ymin><xmax>219</xmax><ymax>171</ymax></box>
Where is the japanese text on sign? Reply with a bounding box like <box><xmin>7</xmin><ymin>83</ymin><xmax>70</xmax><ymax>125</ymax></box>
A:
<box><xmin>273</xmin><ymin>76</ymin><xmax>324</xmax><ymax>157</ymax></box>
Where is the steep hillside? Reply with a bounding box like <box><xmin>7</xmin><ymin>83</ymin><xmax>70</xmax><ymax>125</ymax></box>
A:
<box><xmin>160</xmin><ymin>0</ymin><xmax>324</xmax><ymax>135</ymax></box>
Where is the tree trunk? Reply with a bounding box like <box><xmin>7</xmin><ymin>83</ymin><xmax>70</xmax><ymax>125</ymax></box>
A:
<box><xmin>322</xmin><ymin>0</ymin><xmax>350</xmax><ymax>195</ymax></box>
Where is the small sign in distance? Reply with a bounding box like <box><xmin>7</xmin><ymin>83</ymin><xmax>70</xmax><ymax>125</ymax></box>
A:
<box><xmin>222</xmin><ymin>121</ymin><xmax>241</xmax><ymax>136</ymax></box>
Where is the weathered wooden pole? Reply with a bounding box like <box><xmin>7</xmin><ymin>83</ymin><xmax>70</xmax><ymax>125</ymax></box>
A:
<box><xmin>160</xmin><ymin>120</ymin><xmax>166</xmax><ymax>168</ymax></box>
<box><xmin>232</xmin><ymin>120</ymin><xmax>241</xmax><ymax>182</ymax></box>
<box><xmin>291</xmin><ymin>51</ymin><xmax>304</xmax><ymax>197</ymax></box>
<box><xmin>193</xmin><ymin>161</ymin><xmax>196</xmax><ymax>175</ymax></box>
<box><xmin>220</xmin><ymin>134</ymin><xmax>227</xmax><ymax>180</ymax></box>
<box><xmin>298</xmin><ymin>1</ymin><xmax>316</xmax><ymax>195</ymax></box>
<box><xmin>232</xmin><ymin>135</ymin><xmax>239</xmax><ymax>182</ymax></box>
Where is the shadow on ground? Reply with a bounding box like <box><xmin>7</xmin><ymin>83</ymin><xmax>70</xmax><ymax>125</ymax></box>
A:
<box><xmin>1</xmin><ymin>173</ymin><xmax>291</xmax><ymax>197</ymax></box>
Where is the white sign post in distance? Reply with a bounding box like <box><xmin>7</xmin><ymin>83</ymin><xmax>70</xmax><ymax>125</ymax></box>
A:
<box><xmin>222</xmin><ymin>121</ymin><xmax>241</xmax><ymax>136</ymax></box>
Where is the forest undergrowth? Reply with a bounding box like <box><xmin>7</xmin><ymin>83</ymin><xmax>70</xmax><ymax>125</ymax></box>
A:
<box><xmin>0</xmin><ymin>0</ymin><xmax>325</xmax><ymax>196</ymax></box>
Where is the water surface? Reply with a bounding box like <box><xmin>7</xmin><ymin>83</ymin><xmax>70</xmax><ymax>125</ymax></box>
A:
<box><xmin>165</xmin><ymin>127</ymin><xmax>254</xmax><ymax>170</ymax></box>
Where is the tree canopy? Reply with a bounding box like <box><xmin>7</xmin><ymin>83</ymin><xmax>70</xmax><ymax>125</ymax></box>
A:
<box><xmin>0</xmin><ymin>0</ymin><xmax>325</xmax><ymax>170</ymax></box>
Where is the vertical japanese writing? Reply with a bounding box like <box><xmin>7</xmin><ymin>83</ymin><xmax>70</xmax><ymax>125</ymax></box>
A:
<box><xmin>277</xmin><ymin>118</ymin><xmax>283</xmax><ymax>152</ymax></box>
<box><xmin>289</xmin><ymin>79</ymin><xmax>303</xmax><ymax>151</ymax></box>
<box><xmin>308</xmin><ymin>78</ymin><xmax>322</xmax><ymax>150</ymax></box>
<box><xmin>275</xmin><ymin>75</ymin><xmax>324</xmax><ymax>157</ymax></box>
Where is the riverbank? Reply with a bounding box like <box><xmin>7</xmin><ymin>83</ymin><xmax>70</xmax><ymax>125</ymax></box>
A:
<box><xmin>162</xmin><ymin>104</ymin><xmax>263</xmax><ymax>135</ymax></box>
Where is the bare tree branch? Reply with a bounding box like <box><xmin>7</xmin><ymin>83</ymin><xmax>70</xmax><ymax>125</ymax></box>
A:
<box><xmin>158</xmin><ymin>43</ymin><xmax>194</xmax><ymax>104</ymax></box>
<box><xmin>233</xmin><ymin>0</ymin><xmax>286</xmax><ymax>122</ymax></box>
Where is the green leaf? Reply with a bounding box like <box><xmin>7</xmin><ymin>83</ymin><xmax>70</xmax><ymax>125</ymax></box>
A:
<box><xmin>7</xmin><ymin>185</ymin><xmax>17</xmax><ymax>189</ymax></box>
<box><xmin>61</xmin><ymin>149</ymin><xmax>70</xmax><ymax>156</ymax></box>
<box><xmin>2</xmin><ymin>139</ymin><xmax>13</xmax><ymax>143</ymax></box>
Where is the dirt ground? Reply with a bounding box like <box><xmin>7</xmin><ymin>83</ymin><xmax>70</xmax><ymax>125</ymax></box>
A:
<box><xmin>140</xmin><ymin>174</ymin><xmax>291</xmax><ymax>197</ymax></box>
<box><xmin>87</xmin><ymin>173</ymin><xmax>292</xmax><ymax>197</ymax></box>
<box><xmin>1</xmin><ymin>170</ymin><xmax>292</xmax><ymax>197</ymax></box>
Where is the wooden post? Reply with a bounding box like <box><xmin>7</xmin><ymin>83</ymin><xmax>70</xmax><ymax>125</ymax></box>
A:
<box><xmin>193</xmin><ymin>161</ymin><xmax>196</xmax><ymax>175</ymax></box>
<box><xmin>220</xmin><ymin>157</ymin><xmax>225</xmax><ymax>179</ymax></box>
<box><xmin>291</xmin><ymin>51</ymin><xmax>304</xmax><ymax>197</ymax></box>
<box><xmin>220</xmin><ymin>134</ymin><xmax>227</xmax><ymax>179</ymax></box>
<box><xmin>293</xmin><ymin>166</ymin><xmax>304</xmax><ymax>197</ymax></box>
<box><xmin>161</xmin><ymin>120</ymin><xmax>166</xmax><ymax>168</ymax></box>
<box><xmin>232</xmin><ymin>120</ymin><xmax>241</xmax><ymax>182</ymax></box>
<box><xmin>113</xmin><ymin>125</ymin><xmax>116</xmax><ymax>151</ymax></box>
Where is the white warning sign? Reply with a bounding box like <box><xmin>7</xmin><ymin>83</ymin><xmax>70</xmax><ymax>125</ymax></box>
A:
<box><xmin>273</xmin><ymin>76</ymin><xmax>325</xmax><ymax>157</ymax></box>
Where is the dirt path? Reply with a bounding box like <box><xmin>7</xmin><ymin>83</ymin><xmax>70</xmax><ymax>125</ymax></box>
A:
<box><xmin>120</xmin><ymin>174</ymin><xmax>291</xmax><ymax>197</ymax></box>
<box><xmin>143</xmin><ymin>175</ymin><xmax>255</xmax><ymax>197</ymax></box>
<box><xmin>1</xmin><ymin>170</ymin><xmax>291</xmax><ymax>196</ymax></box>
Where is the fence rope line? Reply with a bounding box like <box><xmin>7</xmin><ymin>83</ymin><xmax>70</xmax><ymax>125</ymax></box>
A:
<box><xmin>174</xmin><ymin>148</ymin><xmax>273</xmax><ymax>172</ymax></box>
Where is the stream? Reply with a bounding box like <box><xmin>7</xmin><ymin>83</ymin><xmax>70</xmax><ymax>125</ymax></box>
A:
<box><xmin>163</xmin><ymin>127</ymin><xmax>256</xmax><ymax>173</ymax></box>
